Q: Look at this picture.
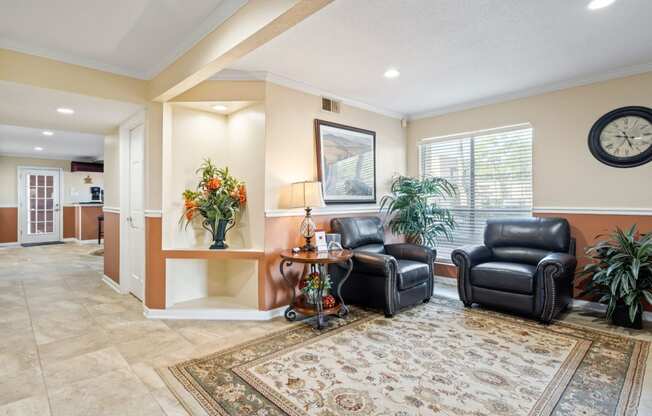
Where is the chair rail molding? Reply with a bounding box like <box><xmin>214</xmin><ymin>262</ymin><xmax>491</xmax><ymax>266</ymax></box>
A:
<box><xmin>103</xmin><ymin>206</ymin><xmax>120</xmax><ymax>214</ymax></box>
<box><xmin>533</xmin><ymin>207</ymin><xmax>652</xmax><ymax>216</ymax></box>
<box><xmin>0</xmin><ymin>203</ymin><xmax>18</xmax><ymax>208</ymax></box>
<box><xmin>144</xmin><ymin>209</ymin><xmax>163</xmax><ymax>217</ymax></box>
<box><xmin>266</xmin><ymin>205</ymin><xmax>381</xmax><ymax>218</ymax></box>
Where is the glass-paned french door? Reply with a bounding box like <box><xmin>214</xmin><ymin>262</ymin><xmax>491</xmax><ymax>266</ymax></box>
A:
<box><xmin>19</xmin><ymin>168</ymin><xmax>61</xmax><ymax>244</ymax></box>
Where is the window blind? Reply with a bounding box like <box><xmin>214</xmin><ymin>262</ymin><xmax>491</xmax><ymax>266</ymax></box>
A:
<box><xmin>419</xmin><ymin>125</ymin><xmax>533</xmax><ymax>262</ymax></box>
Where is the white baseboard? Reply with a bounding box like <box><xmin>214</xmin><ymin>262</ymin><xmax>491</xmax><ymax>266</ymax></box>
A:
<box><xmin>62</xmin><ymin>238</ymin><xmax>101</xmax><ymax>245</ymax></box>
<box><xmin>143</xmin><ymin>305</ymin><xmax>287</xmax><ymax>321</ymax></box>
<box><xmin>102</xmin><ymin>275</ymin><xmax>122</xmax><ymax>294</ymax></box>
<box><xmin>0</xmin><ymin>242</ymin><xmax>19</xmax><ymax>248</ymax></box>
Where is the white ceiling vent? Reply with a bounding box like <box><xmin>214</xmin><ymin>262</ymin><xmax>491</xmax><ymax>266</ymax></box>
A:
<box><xmin>321</xmin><ymin>97</ymin><xmax>340</xmax><ymax>113</ymax></box>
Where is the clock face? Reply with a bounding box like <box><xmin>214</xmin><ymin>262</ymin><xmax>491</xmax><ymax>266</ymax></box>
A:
<box><xmin>599</xmin><ymin>116</ymin><xmax>652</xmax><ymax>159</ymax></box>
<box><xmin>588</xmin><ymin>106</ymin><xmax>652</xmax><ymax>168</ymax></box>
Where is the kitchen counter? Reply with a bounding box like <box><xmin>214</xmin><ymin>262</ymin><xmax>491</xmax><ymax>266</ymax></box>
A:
<box><xmin>63</xmin><ymin>204</ymin><xmax>103</xmax><ymax>242</ymax></box>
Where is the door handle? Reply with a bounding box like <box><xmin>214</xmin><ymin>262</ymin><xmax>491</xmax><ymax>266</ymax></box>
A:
<box><xmin>126</xmin><ymin>216</ymin><xmax>133</xmax><ymax>224</ymax></box>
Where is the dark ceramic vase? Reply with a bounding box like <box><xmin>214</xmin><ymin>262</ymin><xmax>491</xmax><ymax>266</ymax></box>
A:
<box><xmin>209</xmin><ymin>218</ymin><xmax>232</xmax><ymax>250</ymax></box>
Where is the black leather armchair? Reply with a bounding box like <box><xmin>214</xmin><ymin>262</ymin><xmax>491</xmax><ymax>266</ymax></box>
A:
<box><xmin>330</xmin><ymin>217</ymin><xmax>436</xmax><ymax>317</ymax></box>
<box><xmin>452</xmin><ymin>217</ymin><xmax>577</xmax><ymax>323</ymax></box>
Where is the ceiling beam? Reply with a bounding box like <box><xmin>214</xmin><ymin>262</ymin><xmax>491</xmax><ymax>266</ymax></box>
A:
<box><xmin>148</xmin><ymin>0</ymin><xmax>332</xmax><ymax>102</ymax></box>
<box><xmin>0</xmin><ymin>49</ymin><xmax>147</xmax><ymax>104</ymax></box>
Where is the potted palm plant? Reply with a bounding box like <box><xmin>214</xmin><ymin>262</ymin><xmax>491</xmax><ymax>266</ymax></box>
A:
<box><xmin>379</xmin><ymin>175</ymin><xmax>456</xmax><ymax>246</ymax></box>
<box><xmin>180</xmin><ymin>159</ymin><xmax>247</xmax><ymax>249</ymax></box>
<box><xmin>578</xmin><ymin>225</ymin><xmax>652</xmax><ymax>329</ymax></box>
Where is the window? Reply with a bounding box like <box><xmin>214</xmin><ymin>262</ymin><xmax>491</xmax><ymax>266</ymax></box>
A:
<box><xmin>419</xmin><ymin>124</ymin><xmax>533</xmax><ymax>262</ymax></box>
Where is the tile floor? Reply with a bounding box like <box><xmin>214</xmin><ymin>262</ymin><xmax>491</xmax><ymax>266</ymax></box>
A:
<box><xmin>0</xmin><ymin>242</ymin><xmax>650</xmax><ymax>415</ymax></box>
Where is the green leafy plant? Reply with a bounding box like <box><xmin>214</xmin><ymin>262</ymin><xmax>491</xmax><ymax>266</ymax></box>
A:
<box><xmin>379</xmin><ymin>175</ymin><xmax>456</xmax><ymax>247</ymax></box>
<box><xmin>180</xmin><ymin>159</ymin><xmax>246</xmax><ymax>233</ymax></box>
<box><xmin>578</xmin><ymin>225</ymin><xmax>652</xmax><ymax>324</ymax></box>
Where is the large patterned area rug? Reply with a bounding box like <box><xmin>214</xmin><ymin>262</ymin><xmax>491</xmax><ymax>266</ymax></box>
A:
<box><xmin>159</xmin><ymin>297</ymin><xmax>649</xmax><ymax>416</ymax></box>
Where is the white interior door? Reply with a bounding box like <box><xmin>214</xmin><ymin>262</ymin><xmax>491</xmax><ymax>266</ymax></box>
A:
<box><xmin>19</xmin><ymin>168</ymin><xmax>61</xmax><ymax>244</ymax></box>
<box><xmin>127</xmin><ymin>125</ymin><xmax>145</xmax><ymax>300</ymax></box>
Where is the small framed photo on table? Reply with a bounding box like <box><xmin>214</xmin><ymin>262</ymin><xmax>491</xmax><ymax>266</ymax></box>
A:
<box><xmin>315</xmin><ymin>230</ymin><xmax>328</xmax><ymax>252</ymax></box>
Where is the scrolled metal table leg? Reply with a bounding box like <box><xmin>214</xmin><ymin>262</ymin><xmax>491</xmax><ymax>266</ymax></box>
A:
<box><xmin>315</xmin><ymin>263</ymin><xmax>326</xmax><ymax>329</ymax></box>
<box><xmin>280</xmin><ymin>259</ymin><xmax>297</xmax><ymax>321</ymax></box>
<box><xmin>336</xmin><ymin>258</ymin><xmax>353</xmax><ymax>318</ymax></box>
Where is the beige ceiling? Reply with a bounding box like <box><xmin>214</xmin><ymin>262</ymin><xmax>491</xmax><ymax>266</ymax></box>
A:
<box><xmin>0</xmin><ymin>81</ymin><xmax>143</xmax><ymax>134</ymax></box>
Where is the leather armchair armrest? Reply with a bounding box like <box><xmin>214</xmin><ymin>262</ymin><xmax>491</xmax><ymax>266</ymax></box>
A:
<box><xmin>384</xmin><ymin>243</ymin><xmax>436</xmax><ymax>264</ymax></box>
<box><xmin>537</xmin><ymin>252</ymin><xmax>577</xmax><ymax>278</ymax></box>
<box><xmin>451</xmin><ymin>245</ymin><xmax>492</xmax><ymax>269</ymax></box>
<box><xmin>352</xmin><ymin>251</ymin><xmax>398</xmax><ymax>276</ymax></box>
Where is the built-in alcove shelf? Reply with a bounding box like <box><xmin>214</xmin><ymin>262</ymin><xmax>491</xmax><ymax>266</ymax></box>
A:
<box><xmin>162</xmin><ymin>248</ymin><xmax>264</xmax><ymax>260</ymax></box>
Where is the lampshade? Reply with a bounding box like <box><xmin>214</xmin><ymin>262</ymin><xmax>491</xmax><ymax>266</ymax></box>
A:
<box><xmin>289</xmin><ymin>181</ymin><xmax>325</xmax><ymax>208</ymax></box>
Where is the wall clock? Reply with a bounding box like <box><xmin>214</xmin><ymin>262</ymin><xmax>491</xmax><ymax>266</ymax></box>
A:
<box><xmin>588</xmin><ymin>106</ymin><xmax>652</xmax><ymax>168</ymax></box>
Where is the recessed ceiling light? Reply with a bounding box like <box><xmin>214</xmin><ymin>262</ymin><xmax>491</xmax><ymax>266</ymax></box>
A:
<box><xmin>588</xmin><ymin>0</ymin><xmax>616</xmax><ymax>10</ymax></box>
<box><xmin>384</xmin><ymin>68</ymin><xmax>400</xmax><ymax>79</ymax></box>
<box><xmin>34</xmin><ymin>146</ymin><xmax>43</xmax><ymax>151</ymax></box>
<box><xmin>212</xmin><ymin>104</ymin><xmax>228</xmax><ymax>111</ymax></box>
<box><xmin>42</xmin><ymin>131</ymin><xmax>53</xmax><ymax>136</ymax></box>
<box><xmin>56</xmin><ymin>107</ymin><xmax>75</xmax><ymax>114</ymax></box>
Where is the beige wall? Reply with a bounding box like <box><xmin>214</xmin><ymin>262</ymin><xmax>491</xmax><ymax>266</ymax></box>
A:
<box><xmin>162</xmin><ymin>104</ymin><xmax>265</xmax><ymax>250</ymax></box>
<box><xmin>264</xmin><ymin>82</ymin><xmax>406</xmax><ymax>210</ymax></box>
<box><xmin>103</xmin><ymin>133</ymin><xmax>120</xmax><ymax>207</ymax></box>
<box><xmin>0</xmin><ymin>156</ymin><xmax>68</xmax><ymax>205</ymax></box>
<box><xmin>64</xmin><ymin>171</ymin><xmax>103</xmax><ymax>204</ymax></box>
<box><xmin>0</xmin><ymin>156</ymin><xmax>105</xmax><ymax>205</ymax></box>
<box><xmin>407</xmin><ymin>72</ymin><xmax>652</xmax><ymax>209</ymax></box>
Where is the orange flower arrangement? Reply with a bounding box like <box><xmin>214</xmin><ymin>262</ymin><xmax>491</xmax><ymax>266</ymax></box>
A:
<box><xmin>180</xmin><ymin>159</ymin><xmax>246</xmax><ymax>249</ymax></box>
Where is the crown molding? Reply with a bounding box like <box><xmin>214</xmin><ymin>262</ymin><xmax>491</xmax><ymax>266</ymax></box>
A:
<box><xmin>264</xmin><ymin>72</ymin><xmax>405</xmax><ymax>120</ymax></box>
<box><xmin>0</xmin><ymin>39</ymin><xmax>147</xmax><ymax>79</ymax></box>
<box><xmin>0</xmin><ymin>0</ymin><xmax>246</xmax><ymax>81</ymax></box>
<box><xmin>409</xmin><ymin>61</ymin><xmax>652</xmax><ymax>121</ymax></box>
<box><xmin>212</xmin><ymin>70</ymin><xmax>405</xmax><ymax>120</ymax></box>
<box><xmin>144</xmin><ymin>0</ymin><xmax>246</xmax><ymax>79</ymax></box>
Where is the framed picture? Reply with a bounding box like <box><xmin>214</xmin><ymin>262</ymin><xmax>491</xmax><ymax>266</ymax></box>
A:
<box><xmin>314</xmin><ymin>119</ymin><xmax>376</xmax><ymax>204</ymax></box>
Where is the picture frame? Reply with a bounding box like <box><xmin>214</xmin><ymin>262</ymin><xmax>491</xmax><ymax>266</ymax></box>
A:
<box><xmin>314</xmin><ymin>119</ymin><xmax>377</xmax><ymax>204</ymax></box>
<box><xmin>314</xmin><ymin>230</ymin><xmax>328</xmax><ymax>252</ymax></box>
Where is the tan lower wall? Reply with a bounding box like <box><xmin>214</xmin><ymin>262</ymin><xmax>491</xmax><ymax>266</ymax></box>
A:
<box><xmin>261</xmin><ymin>213</ymin><xmax>403</xmax><ymax>310</ymax></box>
<box><xmin>0</xmin><ymin>207</ymin><xmax>17</xmax><ymax>243</ymax></box>
<box><xmin>103</xmin><ymin>212</ymin><xmax>120</xmax><ymax>283</ymax></box>
<box><xmin>145</xmin><ymin>216</ymin><xmax>166</xmax><ymax>309</ymax></box>
<box><xmin>80</xmin><ymin>207</ymin><xmax>103</xmax><ymax>241</ymax></box>
<box><xmin>63</xmin><ymin>207</ymin><xmax>75</xmax><ymax>239</ymax></box>
<box><xmin>435</xmin><ymin>212</ymin><xmax>652</xmax><ymax>310</ymax></box>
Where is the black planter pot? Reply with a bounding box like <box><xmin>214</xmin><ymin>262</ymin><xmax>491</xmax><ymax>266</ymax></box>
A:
<box><xmin>611</xmin><ymin>303</ymin><xmax>643</xmax><ymax>329</ymax></box>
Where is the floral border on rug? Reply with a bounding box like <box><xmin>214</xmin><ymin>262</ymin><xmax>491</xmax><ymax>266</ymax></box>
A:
<box><xmin>158</xmin><ymin>297</ymin><xmax>649</xmax><ymax>416</ymax></box>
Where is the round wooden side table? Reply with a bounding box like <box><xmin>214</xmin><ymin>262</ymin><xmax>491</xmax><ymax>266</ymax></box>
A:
<box><xmin>279</xmin><ymin>249</ymin><xmax>353</xmax><ymax>329</ymax></box>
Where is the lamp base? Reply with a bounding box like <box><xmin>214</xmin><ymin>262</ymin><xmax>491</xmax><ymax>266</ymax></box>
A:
<box><xmin>299</xmin><ymin>207</ymin><xmax>317</xmax><ymax>252</ymax></box>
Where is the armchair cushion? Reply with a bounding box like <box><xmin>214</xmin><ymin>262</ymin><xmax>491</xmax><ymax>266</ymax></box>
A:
<box><xmin>397</xmin><ymin>260</ymin><xmax>430</xmax><ymax>290</ymax></box>
<box><xmin>471</xmin><ymin>262</ymin><xmax>536</xmax><ymax>295</ymax></box>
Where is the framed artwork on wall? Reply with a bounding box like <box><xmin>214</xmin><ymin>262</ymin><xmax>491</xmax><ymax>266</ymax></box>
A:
<box><xmin>314</xmin><ymin>119</ymin><xmax>376</xmax><ymax>204</ymax></box>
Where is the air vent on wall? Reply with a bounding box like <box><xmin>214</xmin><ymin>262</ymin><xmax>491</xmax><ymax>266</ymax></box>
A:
<box><xmin>322</xmin><ymin>97</ymin><xmax>341</xmax><ymax>113</ymax></box>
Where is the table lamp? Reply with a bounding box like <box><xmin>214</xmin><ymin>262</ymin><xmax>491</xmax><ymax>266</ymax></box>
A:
<box><xmin>289</xmin><ymin>181</ymin><xmax>325</xmax><ymax>251</ymax></box>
